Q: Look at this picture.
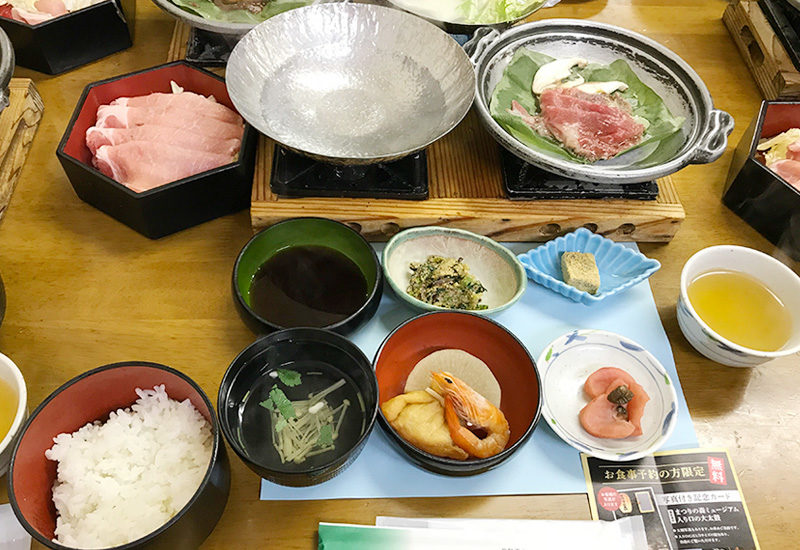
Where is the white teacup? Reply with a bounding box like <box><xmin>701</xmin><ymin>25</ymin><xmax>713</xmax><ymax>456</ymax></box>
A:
<box><xmin>678</xmin><ymin>245</ymin><xmax>800</xmax><ymax>367</ymax></box>
<box><xmin>0</xmin><ymin>352</ymin><xmax>26</xmax><ymax>476</ymax></box>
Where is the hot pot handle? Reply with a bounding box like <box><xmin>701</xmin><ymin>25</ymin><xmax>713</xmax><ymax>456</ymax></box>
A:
<box><xmin>690</xmin><ymin>109</ymin><xmax>735</xmax><ymax>165</ymax></box>
<box><xmin>464</xmin><ymin>28</ymin><xmax>500</xmax><ymax>66</ymax></box>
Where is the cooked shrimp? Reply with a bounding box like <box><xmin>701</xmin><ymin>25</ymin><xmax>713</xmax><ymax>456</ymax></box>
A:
<box><xmin>430</xmin><ymin>371</ymin><xmax>510</xmax><ymax>459</ymax></box>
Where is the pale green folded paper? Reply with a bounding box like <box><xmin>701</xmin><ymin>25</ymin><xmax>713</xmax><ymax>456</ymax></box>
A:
<box><xmin>318</xmin><ymin>517</ymin><xmax>646</xmax><ymax>550</ymax></box>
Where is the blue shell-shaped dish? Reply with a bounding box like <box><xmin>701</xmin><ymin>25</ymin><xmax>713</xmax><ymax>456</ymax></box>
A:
<box><xmin>517</xmin><ymin>228</ymin><xmax>661</xmax><ymax>305</ymax></box>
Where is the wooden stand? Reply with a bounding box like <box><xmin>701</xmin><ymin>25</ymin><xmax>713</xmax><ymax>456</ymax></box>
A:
<box><xmin>0</xmin><ymin>78</ymin><xmax>43</xmax><ymax>221</ymax></box>
<box><xmin>251</xmin><ymin>112</ymin><xmax>684</xmax><ymax>242</ymax></box>
<box><xmin>168</xmin><ymin>22</ymin><xmax>685</xmax><ymax>242</ymax></box>
<box><xmin>724</xmin><ymin>0</ymin><xmax>800</xmax><ymax>99</ymax></box>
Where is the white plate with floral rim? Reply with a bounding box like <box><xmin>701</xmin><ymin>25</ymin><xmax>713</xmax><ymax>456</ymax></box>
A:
<box><xmin>537</xmin><ymin>329</ymin><xmax>678</xmax><ymax>461</ymax></box>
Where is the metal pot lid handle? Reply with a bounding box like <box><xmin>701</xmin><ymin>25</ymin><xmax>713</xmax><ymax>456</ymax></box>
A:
<box><xmin>464</xmin><ymin>27</ymin><xmax>501</xmax><ymax>65</ymax></box>
<box><xmin>690</xmin><ymin>109</ymin><xmax>735</xmax><ymax>165</ymax></box>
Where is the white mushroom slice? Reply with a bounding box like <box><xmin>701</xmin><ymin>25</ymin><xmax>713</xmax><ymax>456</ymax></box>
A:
<box><xmin>532</xmin><ymin>57</ymin><xmax>588</xmax><ymax>95</ymax></box>
<box><xmin>574</xmin><ymin>81</ymin><xmax>629</xmax><ymax>95</ymax></box>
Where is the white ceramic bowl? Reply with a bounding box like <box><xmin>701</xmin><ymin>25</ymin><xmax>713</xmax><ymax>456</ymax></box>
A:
<box><xmin>0</xmin><ymin>352</ymin><xmax>27</xmax><ymax>476</ymax></box>
<box><xmin>678</xmin><ymin>245</ymin><xmax>800</xmax><ymax>367</ymax></box>
<box><xmin>537</xmin><ymin>329</ymin><xmax>678</xmax><ymax>461</ymax></box>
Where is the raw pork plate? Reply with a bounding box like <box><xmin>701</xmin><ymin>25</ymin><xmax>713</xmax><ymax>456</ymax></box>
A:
<box><xmin>85</xmin><ymin>83</ymin><xmax>244</xmax><ymax>193</ymax></box>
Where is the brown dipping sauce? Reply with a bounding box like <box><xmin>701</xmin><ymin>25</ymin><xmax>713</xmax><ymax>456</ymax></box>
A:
<box><xmin>248</xmin><ymin>245</ymin><xmax>368</xmax><ymax>328</ymax></box>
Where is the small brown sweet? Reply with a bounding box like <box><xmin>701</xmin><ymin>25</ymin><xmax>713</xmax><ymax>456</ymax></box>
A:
<box><xmin>561</xmin><ymin>252</ymin><xmax>601</xmax><ymax>294</ymax></box>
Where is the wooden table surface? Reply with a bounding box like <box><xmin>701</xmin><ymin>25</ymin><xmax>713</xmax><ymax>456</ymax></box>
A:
<box><xmin>0</xmin><ymin>0</ymin><xmax>797</xmax><ymax>548</ymax></box>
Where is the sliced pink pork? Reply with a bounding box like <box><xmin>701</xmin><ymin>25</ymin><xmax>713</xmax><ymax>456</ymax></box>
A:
<box><xmin>86</xmin><ymin>125</ymin><xmax>241</xmax><ymax>157</ymax></box>
<box><xmin>35</xmin><ymin>0</ymin><xmax>66</xmax><ymax>15</ymax></box>
<box><xmin>538</xmin><ymin>87</ymin><xmax>645</xmax><ymax>161</ymax></box>
<box><xmin>85</xmin><ymin>88</ymin><xmax>245</xmax><ymax>193</ymax></box>
<box><xmin>95</xmin><ymin>104</ymin><xmax>244</xmax><ymax>140</ymax></box>
<box><xmin>10</xmin><ymin>6</ymin><xmax>53</xmax><ymax>24</ymax></box>
<box><xmin>769</xmin><ymin>159</ymin><xmax>800</xmax><ymax>191</ymax></box>
<box><xmin>93</xmin><ymin>142</ymin><xmax>235</xmax><ymax>193</ymax></box>
<box><xmin>9</xmin><ymin>0</ymin><xmax>67</xmax><ymax>23</ymax></box>
<box><xmin>111</xmin><ymin>92</ymin><xmax>242</xmax><ymax>125</ymax></box>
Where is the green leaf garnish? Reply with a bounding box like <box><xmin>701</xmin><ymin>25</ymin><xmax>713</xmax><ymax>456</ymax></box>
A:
<box><xmin>259</xmin><ymin>398</ymin><xmax>274</xmax><ymax>410</ymax></box>
<box><xmin>277</xmin><ymin>369</ymin><xmax>302</xmax><ymax>387</ymax></box>
<box><xmin>275</xmin><ymin>417</ymin><xmax>288</xmax><ymax>433</ymax></box>
<box><xmin>317</xmin><ymin>424</ymin><xmax>333</xmax><ymax>447</ymax></box>
<box><xmin>269</xmin><ymin>386</ymin><xmax>296</xmax><ymax>419</ymax></box>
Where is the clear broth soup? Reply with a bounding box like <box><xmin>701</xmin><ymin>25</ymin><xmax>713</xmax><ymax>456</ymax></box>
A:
<box><xmin>238</xmin><ymin>361</ymin><xmax>366</xmax><ymax>471</ymax></box>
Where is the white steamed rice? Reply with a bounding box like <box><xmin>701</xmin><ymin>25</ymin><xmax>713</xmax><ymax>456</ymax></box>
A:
<box><xmin>44</xmin><ymin>385</ymin><xmax>213</xmax><ymax>549</ymax></box>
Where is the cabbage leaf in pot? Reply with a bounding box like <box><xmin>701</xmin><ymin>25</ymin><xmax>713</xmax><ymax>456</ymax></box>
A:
<box><xmin>457</xmin><ymin>0</ymin><xmax>546</xmax><ymax>24</ymax></box>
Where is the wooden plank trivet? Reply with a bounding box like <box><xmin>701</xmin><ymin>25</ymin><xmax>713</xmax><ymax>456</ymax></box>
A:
<box><xmin>168</xmin><ymin>21</ymin><xmax>685</xmax><ymax>242</ymax></box>
<box><xmin>723</xmin><ymin>0</ymin><xmax>800</xmax><ymax>99</ymax></box>
<box><xmin>0</xmin><ymin>78</ymin><xmax>43</xmax><ymax>222</ymax></box>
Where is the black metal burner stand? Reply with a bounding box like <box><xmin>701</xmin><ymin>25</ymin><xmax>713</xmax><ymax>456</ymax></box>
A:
<box><xmin>185</xmin><ymin>27</ymin><xmax>238</xmax><ymax>66</ymax></box>
<box><xmin>500</xmin><ymin>149</ymin><xmax>660</xmax><ymax>200</ymax></box>
<box><xmin>270</xmin><ymin>146</ymin><xmax>429</xmax><ymax>200</ymax></box>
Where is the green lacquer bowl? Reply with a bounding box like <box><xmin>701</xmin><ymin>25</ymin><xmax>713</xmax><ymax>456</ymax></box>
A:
<box><xmin>382</xmin><ymin>227</ymin><xmax>526</xmax><ymax>315</ymax></box>
<box><xmin>232</xmin><ymin>218</ymin><xmax>383</xmax><ymax>335</ymax></box>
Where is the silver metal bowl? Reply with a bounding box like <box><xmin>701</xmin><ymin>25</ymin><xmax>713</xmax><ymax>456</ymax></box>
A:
<box><xmin>226</xmin><ymin>3</ymin><xmax>475</xmax><ymax>165</ymax></box>
<box><xmin>468</xmin><ymin>20</ymin><xmax>735</xmax><ymax>184</ymax></box>
<box><xmin>385</xmin><ymin>0</ymin><xmax>560</xmax><ymax>35</ymax></box>
<box><xmin>0</xmin><ymin>28</ymin><xmax>13</xmax><ymax>113</ymax></box>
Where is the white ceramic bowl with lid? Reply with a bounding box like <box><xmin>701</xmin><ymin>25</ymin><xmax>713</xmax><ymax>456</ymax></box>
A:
<box><xmin>677</xmin><ymin>245</ymin><xmax>800</xmax><ymax>367</ymax></box>
<box><xmin>0</xmin><ymin>352</ymin><xmax>27</xmax><ymax>476</ymax></box>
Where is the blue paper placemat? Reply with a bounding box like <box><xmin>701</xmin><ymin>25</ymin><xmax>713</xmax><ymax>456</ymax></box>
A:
<box><xmin>260</xmin><ymin>243</ymin><xmax>697</xmax><ymax>500</ymax></box>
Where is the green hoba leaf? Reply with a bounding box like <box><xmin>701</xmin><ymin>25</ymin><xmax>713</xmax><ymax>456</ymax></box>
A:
<box><xmin>270</xmin><ymin>386</ymin><xmax>296</xmax><ymax>420</ymax></box>
<box><xmin>277</xmin><ymin>369</ymin><xmax>302</xmax><ymax>387</ymax></box>
<box><xmin>317</xmin><ymin>424</ymin><xmax>334</xmax><ymax>447</ymax></box>
<box><xmin>546</xmin><ymin>347</ymin><xmax>553</xmax><ymax>361</ymax></box>
<box><xmin>259</xmin><ymin>398</ymin><xmax>274</xmax><ymax>411</ymax></box>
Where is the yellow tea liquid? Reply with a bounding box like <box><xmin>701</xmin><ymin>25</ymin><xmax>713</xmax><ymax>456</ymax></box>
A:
<box><xmin>688</xmin><ymin>270</ymin><xmax>793</xmax><ymax>352</ymax></box>
<box><xmin>0</xmin><ymin>377</ymin><xmax>18</xmax><ymax>441</ymax></box>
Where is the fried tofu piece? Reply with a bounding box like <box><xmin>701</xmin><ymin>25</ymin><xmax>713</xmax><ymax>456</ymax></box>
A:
<box><xmin>380</xmin><ymin>390</ymin><xmax>469</xmax><ymax>460</ymax></box>
<box><xmin>561</xmin><ymin>252</ymin><xmax>601</xmax><ymax>294</ymax></box>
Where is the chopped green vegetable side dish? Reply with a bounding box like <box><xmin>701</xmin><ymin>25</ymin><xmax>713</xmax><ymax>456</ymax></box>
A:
<box><xmin>407</xmin><ymin>256</ymin><xmax>488</xmax><ymax>311</ymax></box>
